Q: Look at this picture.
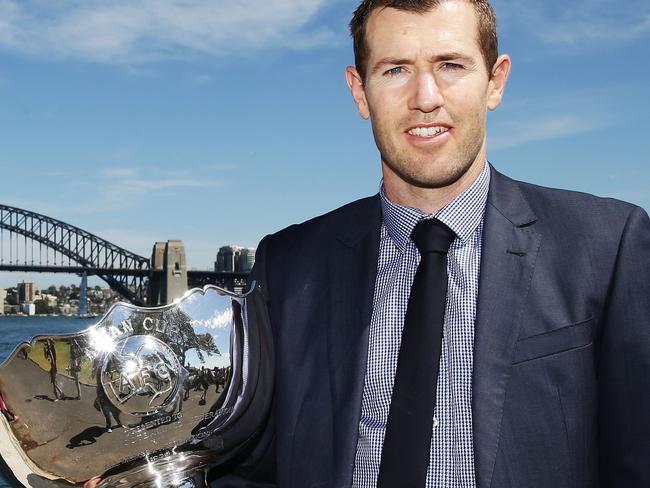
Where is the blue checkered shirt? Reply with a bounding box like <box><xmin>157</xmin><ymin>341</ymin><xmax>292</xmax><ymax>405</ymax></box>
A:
<box><xmin>352</xmin><ymin>162</ymin><xmax>490</xmax><ymax>487</ymax></box>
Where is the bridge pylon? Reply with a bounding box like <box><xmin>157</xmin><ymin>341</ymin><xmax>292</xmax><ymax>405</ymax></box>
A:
<box><xmin>149</xmin><ymin>240</ymin><xmax>188</xmax><ymax>306</ymax></box>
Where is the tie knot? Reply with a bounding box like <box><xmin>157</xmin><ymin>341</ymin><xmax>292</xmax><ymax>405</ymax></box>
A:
<box><xmin>411</xmin><ymin>218</ymin><xmax>455</xmax><ymax>255</ymax></box>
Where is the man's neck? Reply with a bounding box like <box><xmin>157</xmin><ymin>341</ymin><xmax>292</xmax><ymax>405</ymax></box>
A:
<box><xmin>382</xmin><ymin>159</ymin><xmax>486</xmax><ymax>214</ymax></box>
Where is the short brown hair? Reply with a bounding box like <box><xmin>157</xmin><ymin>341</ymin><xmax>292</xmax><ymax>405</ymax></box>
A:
<box><xmin>350</xmin><ymin>0</ymin><xmax>498</xmax><ymax>81</ymax></box>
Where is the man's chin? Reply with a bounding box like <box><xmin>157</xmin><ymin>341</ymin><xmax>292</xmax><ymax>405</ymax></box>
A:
<box><xmin>381</xmin><ymin>150</ymin><xmax>484</xmax><ymax>191</ymax></box>
<box><xmin>399</xmin><ymin>167</ymin><xmax>472</xmax><ymax>190</ymax></box>
<box><xmin>404</xmin><ymin>177</ymin><xmax>463</xmax><ymax>190</ymax></box>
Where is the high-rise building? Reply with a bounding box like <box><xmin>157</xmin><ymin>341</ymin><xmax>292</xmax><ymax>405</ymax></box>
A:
<box><xmin>215</xmin><ymin>245</ymin><xmax>238</xmax><ymax>272</ymax></box>
<box><xmin>18</xmin><ymin>280</ymin><xmax>36</xmax><ymax>304</ymax></box>
<box><xmin>215</xmin><ymin>246</ymin><xmax>256</xmax><ymax>273</ymax></box>
<box><xmin>237</xmin><ymin>247</ymin><xmax>256</xmax><ymax>273</ymax></box>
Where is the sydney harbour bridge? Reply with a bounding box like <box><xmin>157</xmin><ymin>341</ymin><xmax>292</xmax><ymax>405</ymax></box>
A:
<box><xmin>0</xmin><ymin>204</ymin><xmax>248</xmax><ymax>306</ymax></box>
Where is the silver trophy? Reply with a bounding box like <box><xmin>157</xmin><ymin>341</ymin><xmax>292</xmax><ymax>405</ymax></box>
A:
<box><xmin>0</xmin><ymin>284</ymin><xmax>273</xmax><ymax>487</ymax></box>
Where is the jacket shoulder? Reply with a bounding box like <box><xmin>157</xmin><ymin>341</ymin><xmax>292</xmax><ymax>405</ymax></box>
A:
<box><xmin>487</xmin><ymin>168</ymin><xmax>649</xmax><ymax>256</ymax></box>
<box><xmin>250</xmin><ymin>195</ymin><xmax>380</xmax><ymax>288</ymax></box>
<box><xmin>265</xmin><ymin>195</ymin><xmax>380</xmax><ymax>249</ymax></box>
<box><xmin>500</xmin><ymin>172</ymin><xmax>641</xmax><ymax>223</ymax></box>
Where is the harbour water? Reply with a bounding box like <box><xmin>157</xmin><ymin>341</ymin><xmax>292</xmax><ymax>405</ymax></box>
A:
<box><xmin>0</xmin><ymin>316</ymin><xmax>97</xmax><ymax>488</ymax></box>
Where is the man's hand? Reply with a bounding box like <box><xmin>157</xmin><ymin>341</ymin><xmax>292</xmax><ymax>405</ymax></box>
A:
<box><xmin>83</xmin><ymin>475</ymin><xmax>101</xmax><ymax>488</ymax></box>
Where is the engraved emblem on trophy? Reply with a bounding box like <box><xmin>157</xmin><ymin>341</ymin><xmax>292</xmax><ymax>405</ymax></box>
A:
<box><xmin>0</xmin><ymin>284</ymin><xmax>273</xmax><ymax>488</ymax></box>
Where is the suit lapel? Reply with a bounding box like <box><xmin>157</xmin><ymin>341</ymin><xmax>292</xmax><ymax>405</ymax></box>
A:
<box><xmin>327</xmin><ymin>196</ymin><xmax>381</xmax><ymax>486</ymax></box>
<box><xmin>319</xmin><ymin>173</ymin><xmax>541</xmax><ymax>487</ymax></box>
<box><xmin>473</xmin><ymin>168</ymin><xmax>542</xmax><ymax>488</ymax></box>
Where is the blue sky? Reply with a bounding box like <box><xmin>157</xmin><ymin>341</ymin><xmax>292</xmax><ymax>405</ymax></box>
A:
<box><xmin>0</xmin><ymin>0</ymin><xmax>648</xmax><ymax>289</ymax></box>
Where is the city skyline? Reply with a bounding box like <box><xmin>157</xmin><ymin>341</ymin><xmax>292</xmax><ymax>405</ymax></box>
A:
<box><xmin>0</xmin><ymin>236</ymin><xmax>252</xmax><ymax>288</ymax></box>
<box><xmin>0</xmin><ymin>0</ymin><xmax>648</xmax><ymax>289</ymax></box>
<box><xmin>0</xmin><ymin>278</ymin><xmax>121</xmax><ymax>316</ymax></box>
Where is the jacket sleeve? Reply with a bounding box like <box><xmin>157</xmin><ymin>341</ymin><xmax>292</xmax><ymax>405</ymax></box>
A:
<box><xmin>209</xmin><ymin>235</ymin><xmax>277</xmax><ymax>487</ymax></box>
<box><xmin>598</xmin><ymin>205</ymin><xmax>650</xmax><ymax>486</ymax></box>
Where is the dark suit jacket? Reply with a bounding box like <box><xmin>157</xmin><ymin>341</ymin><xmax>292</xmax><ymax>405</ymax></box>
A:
<box><xmin>212</xmin><ymin>166</ymin><xmax>650</xmax><ymax>487</ymax></box>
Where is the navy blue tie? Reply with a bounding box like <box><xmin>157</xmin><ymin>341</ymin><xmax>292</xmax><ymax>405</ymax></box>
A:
<box><xmin>378</xmin><ymin>218</ymin><xmax>455</xmax><ymax>487</ymax></box>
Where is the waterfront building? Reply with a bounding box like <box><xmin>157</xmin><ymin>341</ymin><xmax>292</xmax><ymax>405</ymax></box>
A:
<box><xmin>0</xmin><ymin>288</ymin><xmax>6</xmax><ymax>316</ymax></box>
<box><xmin>40</xmin><ymin>294</ymin><xmax>58</xmax><ymax>308</ymax></box>
<box><xmin>18</xmin><ymin>280</ymin><xmax>36</xmax><ymax>304</ymax></box>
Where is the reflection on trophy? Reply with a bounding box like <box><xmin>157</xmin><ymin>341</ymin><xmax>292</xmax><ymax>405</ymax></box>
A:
<box><xmin>0</xmin><ymin>284</ymin><xmax>273</xmax><ymax>488</ymax></box>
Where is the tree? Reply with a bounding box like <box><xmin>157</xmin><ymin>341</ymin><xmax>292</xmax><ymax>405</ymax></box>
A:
<box><xmin>128</xmin><ymin>308</ymin><xmax>221</xmax><ymax>366</ymax></box>
<box><xmin>191</xmin><ymin>333</ymin><xmax>219</xmax><ymax>363</ymax></box>
<box><xmin>34</xmin><ymin>299</ymin><xmax>52</xmax><ymax>315</ymax></box>
<box><xmin>58</xmin><ymin>285</ymin><xmax>69</xmax><ymax>299</ymax></box>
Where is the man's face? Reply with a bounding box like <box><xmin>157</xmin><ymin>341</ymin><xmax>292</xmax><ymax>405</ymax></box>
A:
<box><xmin>347</xmin><ymin>1</ymin><xmax>509</xmax><ymax>191</ymax></box>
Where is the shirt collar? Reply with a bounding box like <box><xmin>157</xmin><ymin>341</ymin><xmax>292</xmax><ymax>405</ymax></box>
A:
<box><xmin>380</xmin><ymin>161</ymin><xmax>491</xmax><ymax>253</ymax></box>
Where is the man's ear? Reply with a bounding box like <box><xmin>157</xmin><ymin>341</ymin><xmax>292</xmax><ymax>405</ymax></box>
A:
<box><xmin>346</xmin><ymin>66</ymin><xmax>370</xmax><ymax>119</ymax></box>
<box><xmin>487</xmin><ymin>54</ymin><xmax>511</xmax><ymax>111</ymax></box>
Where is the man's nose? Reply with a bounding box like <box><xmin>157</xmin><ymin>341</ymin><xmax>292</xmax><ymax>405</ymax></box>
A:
<box><xmin>408</xmin><ymin>72</ymin><xmax>444</xmax><ymax>113</ymax></box>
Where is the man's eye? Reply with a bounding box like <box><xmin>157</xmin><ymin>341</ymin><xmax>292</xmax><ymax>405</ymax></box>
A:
<box><xmin>442</xmin><ymin>62</ymin><xmax>463</xmax><ymax>70</ymax></box>
<box><xmin>384</xmin><ymin>67</ymin><xmax>405</xmax><ymax>76</ymax></box>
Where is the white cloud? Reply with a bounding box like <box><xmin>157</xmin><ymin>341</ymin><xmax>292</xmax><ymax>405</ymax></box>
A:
<box><xmin>95</xmin><ymin>166</ymin><xmax>222</xmax><ymax>209</ymax></box>
<box><xmin>207</xmin><ymin>164</ymin><xmax>240</xmax><ymax>172</ymax></box>
<box><xmin>102</xmin><ymin>167</ymin><xmax>138</xmax><ymax>179</ymax></box>
<box><xmin>190</xmin><ymin>308</ymin><xmax>233</xmax><ymax>330</ymax></box>
<box><xmin>191</xmin><ymin>74</ymin><xmax>213</xmax><ymax>85</ymax></box>
<box><xmin>0</xmin><ymin>0</ymin><xmax>334</xmax><ymax>63</ymax></box>
<box><xmin>494</xmin><ymin>0</ymin><xmax>650</xmax><ymax>45</ymax></box>
<box><xmin>489</xmin><ymin>85</ymin><xmax>624</xmax><ymax>151</ymax></box>
<box><xmin>10</xmin><ymin>166</ymin><xmax>220</xmax><ymax>215</ymax></box>
<box><xmin>490</xmin><ymin>115</ymin><xmax>606</xmax><ymax>151</ymax></box>
<box><xmin>2</xmin><ymin>164</ymin><xmax>222</xmax><ymax>218</ymax></box>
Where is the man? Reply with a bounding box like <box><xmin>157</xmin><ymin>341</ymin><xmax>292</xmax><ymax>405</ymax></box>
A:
<box><xmin>211</xmin><ymin>0</ymin><xmax>650</xmax><ymax>487</ymax></box>
<box><xmin>43</xmin><ymin>338</ymin><xmax>64</xmax><ymax>401</ymax></box>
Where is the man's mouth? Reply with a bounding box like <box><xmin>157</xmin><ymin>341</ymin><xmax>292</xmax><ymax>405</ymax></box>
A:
<box><xmin>407</xmin><ymin>126</ymin><xmax>450</xmax><ymax>138</ymax></box>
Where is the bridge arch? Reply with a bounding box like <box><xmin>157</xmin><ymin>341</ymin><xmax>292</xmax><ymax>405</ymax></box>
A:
<box><xmin>0</xmin><ymin>204</ymin><xmax>150</xmax><ymax>305</ymax></box>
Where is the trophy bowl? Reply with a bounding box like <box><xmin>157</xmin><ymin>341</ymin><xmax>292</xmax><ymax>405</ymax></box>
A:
<box><xmin>0</xmin><ymin>284</ymin><xmax>273</xmax><ymax>488</ymax></box>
